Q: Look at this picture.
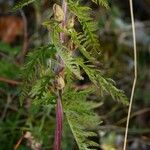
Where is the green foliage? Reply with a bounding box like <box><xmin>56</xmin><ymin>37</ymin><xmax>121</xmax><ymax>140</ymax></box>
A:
<box><xmin>91</xmin><ymin>0</ymin><xmax>109</xmax><ymax>8</ymax></box>
<box><xmin>22</xmin><ymin>44</ymin><xmax>56</xmax><ymax>79</ymax></box>
<box><xmin>0</xmin><ymin>41</ymin><xmax>21</xmax><ymax>56</ymax></box>
<box><xmin>20</xmin><ymin>44</ymin><xmax>56</xmax><ymax>104</ymax></box>
<box><xmin>63</xmin><ymin>87</ymin><xmax>100</xmax><ymax>150</ymax></box>
<box><xmin>13</xmin><ymin>0</ymin><xmax>37</xmax><ymax>10</ymax></box>
<box><xmin>78</xmin><ymin>60</ymin><xmax>128</xmax><ymax>105</ymax></box>
<box><xmin>30</xmin><ymin>75</ymin><xmax>56</xmax><ymax>105</ymax></box>
<box><xmin>15</xmin><ymin>0</ymin><xmax>128</xmax><ymax>149</ymax></box>
<box><xmin>0</xmin><ymin>57</ymin><xmax>20</xmax><ymax>90</ymax></box>
<box><xmin>0</xmin><ymin>60</ymin><xmax>19</xmax><ymax>78</ymax></box>
<box><xmin>68</xmin><ymin>29</ymin><xmax>95</xmax><ymax>61</ymax></box>
<box><xmin>56</xmin><ymin>46</ymin><xmax>83</xmax><ymax>80</ymax></box>
<box><xmin>0</xmin><ymin>113</ymin><xmax>22</xmax><ymax>150</ymax></box>
<box><xmin>68</xmin><ymin>1</ymin><xmax>101</xmax><ymax>54</ymax></box>
<box><xmin>0</xmin><ymin>42</ymin><xmax>20</xmax><ymax>82</ymax></box>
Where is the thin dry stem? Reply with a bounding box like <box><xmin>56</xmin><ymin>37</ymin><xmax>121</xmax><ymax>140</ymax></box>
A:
<box><xmin>123</xmin><ymin>0</ymin><xmax>137</xmax><ymax>149</ymax></box>
<box><xmin>14</xmin><ymin>133</ymin><xmax>25</xmax><ymax>150</ymax></box>
<box><xmin>17</xmin><ymin>10</ymin><xmax>28</xmax><ymax>63</ymax></box>
<box><xmin>0</xmin><ymin>76</ymin><xmax>21</xmax><ymax>85</ymax></box>
<box><xmin>117</xmin><ymin>107</ymin><xmax>150</xmax><ymax>125</ymax></box>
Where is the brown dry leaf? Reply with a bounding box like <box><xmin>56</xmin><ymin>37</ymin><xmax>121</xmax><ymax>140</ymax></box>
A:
<box><xmin>0</xmin><ymin>15</ymin><xmax>24</xmax><ymax>43</ymax></box>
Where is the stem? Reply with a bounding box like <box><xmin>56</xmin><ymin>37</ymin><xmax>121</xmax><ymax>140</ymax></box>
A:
<box><xmin>14</xmin><ymin>133</ymin><xmax>25</xmax><ymax>150</ymax></box>
<box><xmin>17</xmin><ymin>10</ymin><xmax>28</xmax><ymax>63</ymax></box>
<box><xmin>54</xmin><ymin>1</ymin><xmax>67</xmax><ymax>150</ymax></box>
<box><xmin>54</xmin><ymin>94</ymin><xmax>63</xmax><ymax>150</ymax></box>
<box><xmin>123</xmin><ymin>0</ymin><xmax>137</xmax><ymax>149</ymax></box>
<box><xmin>55</xmin><ymin>0</ymin><xmax>67</xmax><ymax>73</ymax></box>
<box><xmin>0</xmin><ymin>76</ymin><xmax>21</xmax><ymax>85</ymax></box>
<box><xmin>60</xmin><ymin>0</ymin><xmax>67</xmax><ymax>43</ymax></box>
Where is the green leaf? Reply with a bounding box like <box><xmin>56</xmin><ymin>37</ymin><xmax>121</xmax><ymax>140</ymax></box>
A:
<box><xmin>22</xmin><ymin>44</ymin><xmax>56</xmax><ymax>79</ymax></box>
<box><xmin>78</xmin><ymin>60</ymin><xmax>128</xmax><ymax>105</ymax></box>
<box><xmin>13</xmin><ymin>0</ymin><xmax>37</xmax><ymax>10</ymax></box>
<box><xmin>91</xmin><ymin>0</ymin><xmax>109</xmax><ymax>8</ymax></box>
<box><xmin>56</xmin><ymin>46</ymin><xmax>83</xmax><ymax>80</ymax></box>
<box><xmin>0</xmin><ymin>42</ymin><xmax>20</xmax><ymax>56</ymax></box>
<box><xmin>68</xmin><ymin>1</ymin><xmax>101</xmax><ymax>54</ymax></box>
<box><xmin>63</xmin><ymin>88</ymin><xmax>100</xmax><ymax>150</ymax></box>
<box><xmin>68</xmin><ymin>29</ymin><xmax>95</xmax><ymax>61</ymax></box>
<box><xmin>20</xmin><ymin>44</ymin><xmax>56</xmax><ymax>105</ymax></box>
<box><xmin>0</xmin><ymin>59</ymin><xmax>20</xmax><ymax>78</ymax></box>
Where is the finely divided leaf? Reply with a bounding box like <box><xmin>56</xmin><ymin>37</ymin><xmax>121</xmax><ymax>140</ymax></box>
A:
<box><xmin>91</xmin><ymin>0</ymin><xmax>109</xmax><ymax>8</ymax></box>
<box><xmin>56</xmin><ymin>47</ymin><xmax>83</xmax><ymax>80</ymax></box>
<box><xmin>78</xmin><ymin>60</ymin><xmax>128</xmax><ymax>105</ymax></box>
<box><xmin>63</xmin><ymin>88</ymin><xmax>100</xmax><ymax>150</ymax></box>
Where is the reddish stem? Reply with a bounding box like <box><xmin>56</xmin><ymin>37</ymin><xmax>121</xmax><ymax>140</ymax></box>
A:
<box><xmin>60</xmin><ymin>0</ymin><xmax>67</xmax><ymax>43</ymax></box>
<box><xmin>54</xmin><ymin>96</ymin><xmax>63</xmax><ymax>150</ymax></box>
<box><xmin>55</xmin><ymin>0</ymin><xmax>67</xmax><ymax>72</ymax></box>
<box><xmin>54</xmin><ymin>1</ymin><xmax>67</xmax><ymax>150</ymax></box>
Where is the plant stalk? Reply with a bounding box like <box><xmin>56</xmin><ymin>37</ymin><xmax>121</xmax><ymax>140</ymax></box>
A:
<box><xmin>123</xmin><ymin>0</ymin><xmax>137</xmax><ymax>149</ymax></box>
<box><xmin>54</xmin><ymin>0</ymin><xmax>67</xmax><ymax>150</ymax></box>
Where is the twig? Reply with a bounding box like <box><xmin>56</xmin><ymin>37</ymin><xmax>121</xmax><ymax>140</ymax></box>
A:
<box><xmin>117</xmin><ymin>107</ymin><xmax>150</xmax><ymax>125</ymax></box>
<box><xmin>98</xmin><ymin>125</ymin><xmax>150</xmax><ymax>134</ymax></box>
<box><xmin>123</xmin><ymin>0</ymin><xmax>137</xmax><ymax>150</ymax></box>
<box><xmin>18</xmin><ymin>10</ymin><xmax>28</xmax><ymax>63</ymax></box>
<box><xmin>0</xmin><ymin>76</ymin><xmax>21</xmax><ymax>85</ymax></box>
<box><xmin>14</xmin><ymin>133</ymin><xmax>25</xmax><ymax>150</ymax></box>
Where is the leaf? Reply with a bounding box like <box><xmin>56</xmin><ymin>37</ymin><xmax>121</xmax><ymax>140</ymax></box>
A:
<box><xmin>68</xmin><ymin>1</ymin><xmax>101</xmax><ymax>54</ymax></box>
<box><xmin>13</xmin><ymin>0</ymin><xmax>37</xmax><ymax>10</ymax></box>
<box><xmin>22</xmin><ymin>44</ymin><xmax>56</xmax><ymax>79</ymax></box>
<box><xmin>63</xmin><ymin>88</ymin><xmax>100</xmax><ymax>150</ymax></box>
<box><xmin>68</xmin><ymin>29</ymin><xmax>95</xmax><ymax>61</ymax></box>
<box><xmin>91</xmin><ymin>0</ymin><xmax>109</xmax><ymax>8</ymax></box>
<box><xmin>77</xmin><ymin>60</ymin><xmax>129</xmax><ymax>105</ymax></box>
<box><xmin>20</xmin><ymin>44</ymin><xmax>56</xmax><ymax>104</ymax></box>
<box><xmin>0</xmin><ymin>41</ymin><xmax>20</xmax><ymax>56</ymax></box>
<box><xmin>56</xmin><ymin>46</ymin><xmax>83</xmax><ymax>80</ymax></box>
<box><xmin>0</xmin><ymin>59</ymin><xmax>20</xmax><ymax>78</ymax></box>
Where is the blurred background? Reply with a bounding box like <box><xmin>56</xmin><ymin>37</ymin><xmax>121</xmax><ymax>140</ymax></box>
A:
<box><xmin>0</xmin><ymin>0</ymin><xmax>149</xmax><ymax>149</ymax></box>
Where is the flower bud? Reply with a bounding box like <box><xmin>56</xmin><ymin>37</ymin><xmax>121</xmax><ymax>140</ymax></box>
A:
<box><xmin>53</xmin><ymin>4</ymin><xmax>64</xmax><ymax>22</ymax></box>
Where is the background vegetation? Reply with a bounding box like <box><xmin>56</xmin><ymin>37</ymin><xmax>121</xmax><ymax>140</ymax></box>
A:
<box><xmin>0</xmin><ymin>0</ymin><xmax>149</xmax><ymax>149</ymax></box>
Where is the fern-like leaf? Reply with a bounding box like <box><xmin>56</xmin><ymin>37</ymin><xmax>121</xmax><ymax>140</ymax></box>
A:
<box><xmin>22</xmin><ymin>44</ymin><xmax>55</xmax><ymax>79</ymax></box>
<box><xmin>78</xmin><ymin>60</ymin><xmax>128</xmax><ymax>105</ymax></box>
<box><xmin>68</xmin><ymin>29</ymin><xmax>94</xmax><ymax>61</ymax></box>
<box><xmin>20</xmin><ymin>44</ymin><xmax>56</xmax><ymax>104</ymax></box>
<box><xmin>68</xmin><ymin>1</ymin><xmax>101</xmax><ymax>54</ymax></box>
<box><xmin>91</xmin><ymin>0</ymin><xmax>109</xmax><ymax>8</ymax></box>
<box><xmin>63</xmin><ymin>88</ymin><xmax>100</xmax><ymax>150</ymax></box>
<box><xmin>56</xmin><ymin>46</ymin><xmax>83</xmax><ymax>80</ymax></box>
